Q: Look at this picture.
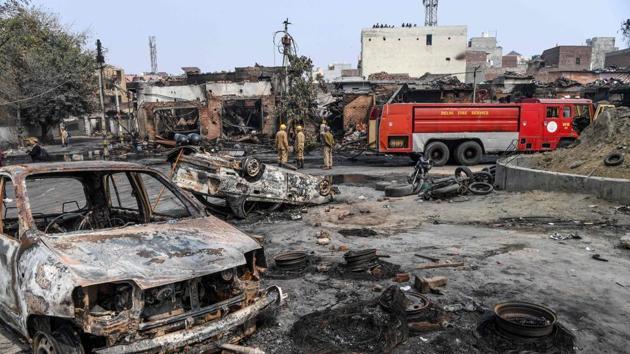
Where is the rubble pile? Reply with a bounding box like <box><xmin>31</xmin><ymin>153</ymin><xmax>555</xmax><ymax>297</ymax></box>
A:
<box><xmin>528</xmin><ymin>107</ymin><xmax>630</xmax><ymax>179</ymax></box>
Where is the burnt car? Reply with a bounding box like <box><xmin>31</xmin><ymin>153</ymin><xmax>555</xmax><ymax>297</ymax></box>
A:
<box><xmin>0</xmin><ymin>161</ymin><xmax>282</xmax><ymax>353</ymax></box>
<box><xmin>169</xmin><ymin>147</ymin><xmax>338</xmax><ymax>218</ymax></box>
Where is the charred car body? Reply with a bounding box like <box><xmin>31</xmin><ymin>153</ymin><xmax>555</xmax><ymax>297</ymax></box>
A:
<box><xmin>169</xmin><ymin>147</ymin><xmax>337</xmax><ymax>218</ymax></box>
<box><xmin>0</xmin><ymin>161</ymin><xmax>282</xmax><ymax>353</ymax></box>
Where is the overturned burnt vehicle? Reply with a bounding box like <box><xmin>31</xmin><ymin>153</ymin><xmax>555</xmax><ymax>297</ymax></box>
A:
<box><xmin>0</xmin><ymin>161</ymin><xmax>282</xmax><ymax>353</ymax></box>
<box><xmin>168</xmin><ymin>147</ymin><xmax>338</xmax><ymax>218</ymax></box>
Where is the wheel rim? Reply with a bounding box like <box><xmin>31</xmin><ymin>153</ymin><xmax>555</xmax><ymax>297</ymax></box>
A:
<box><xmin>35</xmin><ymin>333</ymin><xmax>56</xmax><ymax>354</ymax></box>
<box><xmin>246</xmin><ymin>159</ymin><xmax>260</xmax><ymax>177</ymax></box>
<box><xmin>431</xmin><ymin>150</ymin><xmax>443</xmax><ymax>161</ymax></box>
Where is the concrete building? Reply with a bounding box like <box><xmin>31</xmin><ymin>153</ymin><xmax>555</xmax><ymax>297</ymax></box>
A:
<box><xmin>315</xmin><ymin>63</ymin><xmax>354</xmax><ymax>82</ymax></box>
<box><xmin>468</xmin><ymin>33</ymin><xmax>503</xmax><ymax>68</ymax></box>
<box><xmin>605</xmin><ymin>48</ymin><xmax>630</xmax><ymax>68</ymax></box>
<box><xmin>586</xmin><ymin>37</ymin><xmax>618</xmax><ymax>70</ymax></box>
<box><xmin>465</xmin><ymin>50</ymin><xmax>488</xmax><ymax>84</ymax></box>
<box><xmin>540</xmin><ymin>46</ymin><xmax>592</xmax><ymax>71</ymax></box>
<box><xmin>360</xmin><ymin>26</ymin><xmax>467</xmax><ymax>81</ymax></box>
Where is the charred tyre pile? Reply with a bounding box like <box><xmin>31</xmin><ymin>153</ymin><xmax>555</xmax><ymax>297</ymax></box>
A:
<box><xmin>268</xmin><ymin>251</ymin><xmax>310</xmax><ymax>279</ymax></box>
<box><xmin>327</xmin><ymin>249</ymin><xmax>401</xmax><ymax>280</ymax></box>
<box><xmin>476</xmin><ymin>302</ymin><xmax>576</xmax><ymax>353</ymax></box>
<box><xmin>290</xmin><ymin>286</ymin><xmax>409</xmax><ymax>354</ymax></box>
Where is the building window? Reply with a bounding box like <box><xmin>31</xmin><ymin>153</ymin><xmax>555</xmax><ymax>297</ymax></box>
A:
<box><xmin>576</xmin><ymin>57</ymin><xmax>581</xmax><ymax>65</ymax></box>
<box><xmin>426</xmin><ymin>34</ymin><xmax>433</xmax><ymax>46</ymax></box>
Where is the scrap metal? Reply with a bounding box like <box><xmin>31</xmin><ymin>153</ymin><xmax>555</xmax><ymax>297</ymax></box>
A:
<box><xmin>0</xmin><ymin>161</ymin><xmax>282</xmax><ymax>352</ymax></box>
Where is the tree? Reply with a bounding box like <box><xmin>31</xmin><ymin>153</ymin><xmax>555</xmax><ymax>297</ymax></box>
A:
<box><xmin>0</xmin><ymin>2</ymin><xmax>96</xmax><ymax>141</ymax></box>
<box><xmin>277</xmin><ymin>55</ymin><xmax>318</xmax><ymax>132</ymax></box>
<box><xmin>622</xmin><ymin>19</ymin><xmax>630</xmax><ymax>47</ymax></box>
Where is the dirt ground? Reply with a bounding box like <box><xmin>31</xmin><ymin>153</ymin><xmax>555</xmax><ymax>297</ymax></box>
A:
<box><xmin>235</xmin><ymin>173</ymin><xmax>630</xmax><ymax>353</ymax></box>
<box><xmin>527</xmin><ymin>107</ymin><xmax>630</xmax><ymax>179</ymax></box>
<box><xmin>1</xmin><ymin>154</ymin><xmax>629</xmax><ymax>353</ymax></box>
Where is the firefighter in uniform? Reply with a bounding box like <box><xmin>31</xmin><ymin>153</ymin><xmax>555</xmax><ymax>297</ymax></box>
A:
<box><xmin>319</xmin><ymin>120</ymin><xmax>328</xmax><ymax>142</ymax></box>
<box><xmin>295</xmin><ymin>125</ymin><xmax>305</xmax><ymax>169</ymax></box>
<box><xmin>323</xmin><ymin>126</ymin><xmax>334</xmax><ymax>170</ymax></box>
<box><xmin>275</xmin><ymin>124</ymin><xmax>289</xmax><ymax>166</ymax></box>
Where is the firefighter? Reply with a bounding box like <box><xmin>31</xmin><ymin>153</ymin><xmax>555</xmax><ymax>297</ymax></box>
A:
<box><xmin>295</xmin><ymin>125</ymin><xmax>305</xmax><ymax>169</ymax></box>
<box><xmin>323</xmin><ymin>126</ymin><xmax>334</xmax><ymax>170</ymax></box>
<box><xmin>319</xmin><ymin>120</ymin><xmax>328</xmax><ymax>142</ymax></box>
<box><xmin>275</xmin><ymin>124</ymin><xmax>289</xmax><ymax>166</ymax></box>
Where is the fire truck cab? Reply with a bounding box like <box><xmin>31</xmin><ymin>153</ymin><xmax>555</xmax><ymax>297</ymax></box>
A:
<box><xmin>371</xmin><ymin>98</ymin><xmax>593</xmax><ymax>166</ymax></box>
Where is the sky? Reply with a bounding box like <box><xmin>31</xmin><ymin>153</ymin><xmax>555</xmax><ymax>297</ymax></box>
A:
<box><xmin>33</xmin><ymin>0</ymin><xmax>630</xmax><ymax>75</ymax></box>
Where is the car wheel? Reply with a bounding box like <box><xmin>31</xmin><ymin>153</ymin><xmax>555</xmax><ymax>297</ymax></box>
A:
<box><xmin>425</xmin><ymin>142</ymin><xmax>449</xmax><ymax>166</ymax></box>
<box><xmin>455</xmin><ymin>141</ymin><xmax>483</xmax><ymax>166</ymax></box>
<box><xmin>242</xmin><ymin>157</ymin><xmax>265</xmax><ymax>181</ymax></box>
<box><xmin>33</xmin><ymin>325</ymin><xmax>84</xmax><ymax>354</ymax></box>
<box><xmin>384</xmin><ymin>184</ymin><xmax>415</xmax><ymax>198</ymax></box>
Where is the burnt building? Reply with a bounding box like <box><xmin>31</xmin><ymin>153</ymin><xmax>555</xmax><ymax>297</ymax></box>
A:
<box><xmin>605</xmin><ymin>48</ymin><xmax>630</xmax><ymax>69</ymax></box>
<box><xmin>540</xmin><ymin>46</ymin><xmax>592</xmax><ymax>71</ymax></box>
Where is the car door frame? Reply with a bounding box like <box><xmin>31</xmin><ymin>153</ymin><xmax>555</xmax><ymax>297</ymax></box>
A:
<box><xmin>0</xmin><ymin>174</ymin><xmax>22</xmax><ymax>329</ymax></box>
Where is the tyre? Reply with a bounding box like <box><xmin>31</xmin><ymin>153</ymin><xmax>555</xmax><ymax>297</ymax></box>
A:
<box><xmin>425</xmin><ymin>142</ymin><xmax>449</xmax><ymax>166</ymax></box>
<box><xmin>455</xmin><ymin>141</ymin><xmax>483</xmax><ymax>166</ymax></box>
<box><xmin>472</xmin><ymin>171</ymin><xmax>495</xmax><ymax>184</ymax></box>
<box><xmin>455</xmin><ymin>166</ymin><xmax>473</xmax><ymax>180</ymax></box>
<box><xmin>468</xmin><ymin>182</ymin><xmax>494</xmax><ymax>195</ymax></box>
<box><xmin>32</xmin><ymin>325</ymin><xmax>84</xmax><ymax>354</ymax></box>
<box><xmin>241</xmin><ymin>157</ymin><xmax>265</xmax><ymax>181</ymax></box>
<box><xmin>375</xmin><ymin>181</ymin><xmax>391</xmax><ymax>191</ymax></box>
<box><xmin>385</xmin><ymin>184</ymin><xmax>415</xmax><ymax>198</ymax></box>
<box><xmin>604</xmin><ymin>152</ymin><xmax>624</xmax><ymax>167</ymax></box>
<box><xmin>431</xmin><ymin>183</ymin><xmax>461</xmax><ymax>197</ymax></box>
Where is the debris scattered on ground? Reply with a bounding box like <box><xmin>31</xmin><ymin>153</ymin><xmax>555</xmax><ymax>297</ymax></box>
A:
<box><xmin>414</xmin><ymin>276</ymin><xmax>448</xmax><ymax>294</ymax></box>
<box><xmin>550</xmin><ymin>232</ymin><xmax>582</xmax><ymax>241</ymax></box>
<box><xmin>620</xmin><ymin>235</ymin><xmax>630</xmax><ymax>249</ymax></box>
<box><xmin>290</xmin><ymin>286</ymin><xmax>408</xmax><ymax>353</ymax></box>
<box><xmin>416</xmin><ymin>260</ymin><xmax>465</xmax><ymax>270</ymax></box>
<box><xmin>338</xmin><ymin>228</ymin><xmax>378</xmax><ymax>237</ymax></box>
<box><xmin>592</xmin><ymin>254</ymin><xmax>609</xmax><ymax>262</ymax></box>
<box><xmin>527</xmin><ymin>107</ymin><xmax>630</xmax><ymax>179</ymax></box>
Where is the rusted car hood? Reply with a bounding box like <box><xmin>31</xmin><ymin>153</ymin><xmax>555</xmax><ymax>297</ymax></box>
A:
<box><xmin>40</xmin><ymin>217</ymin><xmax>261</xmax><ymax>289</ymax></box>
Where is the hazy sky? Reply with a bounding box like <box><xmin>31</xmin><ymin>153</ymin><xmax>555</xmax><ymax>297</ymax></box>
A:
<box><xmin>34</xmin><ymin>0</ymin><xmax>629</xmax><ymax>74</ymax></box>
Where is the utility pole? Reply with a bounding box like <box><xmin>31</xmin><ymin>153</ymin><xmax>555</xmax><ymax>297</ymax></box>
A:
<box><xmin>472</xmin><ymin>65</ymin><xmax>481</xmax><ymax>103</ymax></box>
<box><xmin>280</xmin><ymin>18</ymin><xmax>293</xmax><ymax>95</ymax></box>
<box><xmin>96</xmin><ymin>39</ymin><xmax>109</xmax><ymax>155</ymax></box>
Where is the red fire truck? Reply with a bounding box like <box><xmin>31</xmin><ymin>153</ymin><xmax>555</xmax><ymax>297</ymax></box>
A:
<box><xmin>370</xmin><ymin>98</ymin><xmax>594</xmax><ymax>166</ymax></box>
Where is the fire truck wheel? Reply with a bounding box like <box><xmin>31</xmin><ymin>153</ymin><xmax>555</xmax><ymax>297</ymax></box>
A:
<box><xmin>604</xmin><ymin>152</ymin><xmax>624</xmax><ymax>167</ymax></box>
<box><xmin>384</xmin><ymin>184</ymin><xmax>415</xmax><ymax>198</ymax></box>
<box><xmin>425</xmin><ymin>142</ymin><xmax>450</xmax><ymax>166</ymax></box>
<box><xmin>455</xmin><ymin>141</ymin><xmax>483</xmax><ymax>166</ymax></box>
<box><xmin>468</xmin><ymin>182</ymin><xmax>494</xmax><ymax>195</ymax></box>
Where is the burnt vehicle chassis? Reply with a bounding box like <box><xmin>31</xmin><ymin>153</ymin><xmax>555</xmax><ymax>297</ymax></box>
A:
<box><xmin>0</xmin><ymin>161</ymin><xmax>282</xmax><ymax>353</ymax></box>
<box><xmin>169</xmin><ymin>147</ymin><xmax>337</xmax><ymax>218</ymax></box>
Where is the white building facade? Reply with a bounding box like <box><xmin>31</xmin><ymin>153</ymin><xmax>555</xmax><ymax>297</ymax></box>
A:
<box><xmin>360</xmin><ymin>26</ymin><xmax>468</xmax><ymax>81</ymax></box>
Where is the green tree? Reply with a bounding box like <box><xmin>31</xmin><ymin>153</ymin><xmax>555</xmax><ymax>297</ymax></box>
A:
<box><xmin>0</xmin><ymin>1</ymin><xmax>96</xmax><ymax>141</ymax></box>
<box><xmin>277</xmin><ymin>54</ymin><xmax>318</xmax><ymax>132</ymax></box>
<box><xmin>622</xmin><ymin>19</ymin><xmax>630</xmax><ymax>46</ymax></box>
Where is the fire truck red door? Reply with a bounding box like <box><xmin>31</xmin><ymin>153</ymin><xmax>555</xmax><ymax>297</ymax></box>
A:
<box><xmin>542</xmin><ymin>105</ymin><xmax>560</xmax><ymax>150</ymax></box>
